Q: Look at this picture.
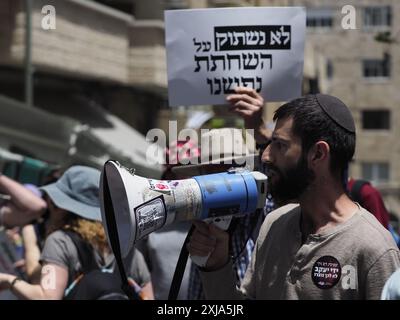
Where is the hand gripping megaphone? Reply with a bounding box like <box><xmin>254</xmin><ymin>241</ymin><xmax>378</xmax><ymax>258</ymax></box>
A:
<box><xmin>99</xmin><ymin>160</ymin><xmax>267</xmax><ymax>266</ymax></box>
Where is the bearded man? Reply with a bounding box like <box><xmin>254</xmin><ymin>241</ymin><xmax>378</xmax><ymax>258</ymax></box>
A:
<box><xmin>188</xmin><ymin>91</ymin><xmax>400</xmax><ymax>299</ymax></box>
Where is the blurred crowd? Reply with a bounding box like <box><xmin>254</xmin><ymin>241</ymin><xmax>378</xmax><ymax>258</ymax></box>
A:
<box><xmin>0</xmin><ymin>88</ymin><xmax>399</xmax><ymax>300</ymax></box>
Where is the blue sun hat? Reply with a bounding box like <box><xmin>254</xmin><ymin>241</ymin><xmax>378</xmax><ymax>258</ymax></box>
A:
<box><xmin>40</xmin><ymin>165</ymin><xmax>102</xmax><ymax>221</ymax></box>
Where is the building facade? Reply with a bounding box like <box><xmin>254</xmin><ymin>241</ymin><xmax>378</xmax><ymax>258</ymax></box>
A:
<box><xmin>1</xmin><ymin>0</ymin><xmax>398</xmax><ymax>214</ymax></box>
<box><xmin>0</xmin><ymin>0</ymin><xmax>168</xmax><ymax>177</ymax></box>
<box><xmin>132</xmin><ymin>0</ymin><xmax>400</xmax><ymax>216</ymax></box>
<box><xmin>261</xmin><ymin>0</ymin><xmax>400</xmax><ymax>216</ymax></box>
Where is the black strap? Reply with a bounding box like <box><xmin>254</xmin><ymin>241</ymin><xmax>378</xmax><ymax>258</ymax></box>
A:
<box><xmin>168</xmin><ymin>212</ymin><xmax>262</xmax><ymax>300</ymax></box>
<box><xmin>224</xmin><ymin>210</ymin><xmax>263</xmax><ymax>264</ymax></box>
<box><xmin>350</xmin><ymin>179</ymin><xmax>369</xmax><ymax>205</ymax></box>
<box><xmin>102</xmin><ymin>169</ymin><xmax>141</xmax><ymax>300</ymax></box>
<box><xmin>63</xmin><ymin>230</ymin><xmax>98</xmax><ymax>273</ymax></box>
<box><xmin>168</xmin><ymin>225</ymin><xmax>194</xmax><ymax>300</ymax></box>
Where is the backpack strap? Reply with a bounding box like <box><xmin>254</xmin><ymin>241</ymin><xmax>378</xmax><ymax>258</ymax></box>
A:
<box><xmin>350</xmin><ymin>179</ymin><xmax>370</xmax><ymax>205</ymax></box>
<box><xmin>63</xmin><ymin>230</ymin><xmax>98</xmax><ymax>273</ymax></box>
<box><xmin>102</xmin><ymin>171</ymin><xmax>141</xmax><ymax>300</ymax></box>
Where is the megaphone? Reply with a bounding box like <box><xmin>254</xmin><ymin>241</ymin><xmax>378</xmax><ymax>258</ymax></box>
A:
<box><xmin>99</xmin><ymin>160</ymin><xmax>268</xmax><ymax>264</ymax></box>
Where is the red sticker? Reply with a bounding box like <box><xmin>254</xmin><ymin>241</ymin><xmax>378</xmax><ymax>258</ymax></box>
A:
<box><xmin>311</xmin><ymin>256</ymin><xmax>341</xmax><ymax>289</ymax></box>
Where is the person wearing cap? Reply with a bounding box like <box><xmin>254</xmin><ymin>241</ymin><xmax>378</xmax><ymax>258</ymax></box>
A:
<box><xmin>188</xmin><ymin>94</ymin><xmax>400</xmax><ymax>299</ymax></box>
<box><xmin>0</xmin><ymin>165</ymin><xmax>153</xmax><ymax>299</ymax></box>
<box><xmin>166</xmin><ymin>128</ymin><xmax>275</xmax><ymax>300</ymax></box>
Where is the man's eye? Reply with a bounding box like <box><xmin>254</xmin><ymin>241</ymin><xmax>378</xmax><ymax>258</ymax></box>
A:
<box><xmin>273</xmin><ymin>141</ymin><xmax>281</xmax><ymax>148</ymax></box>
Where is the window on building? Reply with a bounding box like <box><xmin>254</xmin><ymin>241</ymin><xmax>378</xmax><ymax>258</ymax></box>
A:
<box><xmin>362</xmin><ymin>162</ymin><xmax>389</xmax><ymax>184</ymax></box>
<box><xmin>306</xmin><ymin>8</ymin><xmax>334</xmax><ymax>29</ymax></box>
<box><xmin>208</xmin><ymin>0</ymin><xmax>243</xmax><ymax>7</ymax></box>
<box><xmin>362</xmin><ymin>53</ymin><xmax>391</xmax><ymax>78</ymax></box>
<box><xmin>93</xmin><ymin>0</ymin><xmax>135</xmax><ymax>14</ymax></box>
<box><xmin>363</xmin><ymin>6</ymin><xmax>392</xmax><ymax>28</ymax></box>
<box><xmin>362</xmin><ymin>110</ymin><xmax>390</xmax><ymax>130</ymax></box>
<box><xmin>165</xmin><ymin>0</ymin><xmax>189</xmax><ymax>9</ymax></box>
<box><xmin>307</xmin><ymin>78</ymin><xmax>320</xmax><ymax>94</ymax></box>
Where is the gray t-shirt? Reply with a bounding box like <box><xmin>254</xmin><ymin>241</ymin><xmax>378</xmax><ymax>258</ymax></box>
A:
<box><xmin>136</xmin><ymin>221</ymin><xmax>191</xmax><ymax>300</ymax></box>
<box><xmin>40</xmin><ymin>230</ymin><xmax>151</xmax><ymax>288</ymax></box>
<box><xmin>201</xmin><ymin>203</ymin><xmax>400</xmax><ymax>300</ymax></box>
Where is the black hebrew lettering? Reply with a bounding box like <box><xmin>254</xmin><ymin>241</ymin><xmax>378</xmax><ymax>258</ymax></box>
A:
<box><xmin>194</xmin><ymin>55</ymin><xmax>210</xmax><ymax>72</ymax></box>
<box><xmin>242</xmin><ymin>53</ymin><xmax>258</xmax><ymax>70</ymax></box>
<box><xmin>227</xmin><ymin>54</ymin><xmax>241</xmax><ymax>70</ymax></box>
<box><xmin>193</xmin><ymin>38</ymin><xmax>202</xmax><ymax>52</ymax></box>
<box><xmin>234</xmin><ymin>77</ymin><xmax>240</xmax><ymax>87</ymax></box>
<box><xmin>207</xmin><ymin>77</ymin><xmax>262</xmax><ymax>95</ymax></box>
<box><xmin>214</xmin><ymin>25</ymin><xmax>291</xmax><ymax>51</ymax></box>
<box><xmin>257</xmin><ymin>77</ymin><xmax>262</xmax><ymax>91</ymax></box>
<box><xmin>207</xmin><ymin>78</ymin><xmax>213</xmax><ymax>94</ymax></box>
<box><xmin>260</xmin><ymin>53</ymin><xmax>273</xmax><ymax>69</ymax></box>
<box><xmin>202</xmin><ymin>41</ymin><xmax>211</xmax><ymax>52</ymax></box>
<box><xmin>214</xmin><ymin>78</ymin><xmax>222</xmax><ymax>94</ymax></box>
<box><xmin>195</xmin><ymin>52</ymin><xmax>272</xmax><ymax>72</ymax></box>
<box><xmin>210</xmin><ymin>54</ymin><xmax>226</xmax><ymax>71</ymax></box>
<box><xmin>241</xmin><ymin>77</ymin><xmax>255</xmax><ymax>89</ymax></box>
<box><xmin>222</xmin><ymin>77</ymin><xmax>235</xmax><ymax>94</ymax></box>
<box><xmin>193</xmin><ymin>38</ymin><xmax>212</xmax><ymax>52</ymax></box>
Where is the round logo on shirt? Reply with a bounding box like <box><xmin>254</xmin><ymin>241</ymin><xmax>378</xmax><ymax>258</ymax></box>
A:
<box><xmin>311</xmin><ymin>256</ymin><xmax>342</xmax><ymax>289</ymax></box>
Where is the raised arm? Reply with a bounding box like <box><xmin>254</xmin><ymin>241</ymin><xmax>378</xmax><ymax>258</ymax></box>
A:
<box><xmin>0</xmin><ymin>174</ymin><xmax>47</xmax><ymax>227</ymax></box>
<box><xmin>22</xmin><ymin>225</ymin><xmax>42</xmax><ymax>284</ymax></box>
<box><xmin>226</xmin><ymin>86</ymin><xmax>271</xmax><ymax>145</ymax></box>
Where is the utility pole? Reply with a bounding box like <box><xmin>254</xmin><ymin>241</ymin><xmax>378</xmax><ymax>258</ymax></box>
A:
<box><xmin>25</xmin><ymin>0</ymin><xmax>33</xmax><ymax>107</ymax></box>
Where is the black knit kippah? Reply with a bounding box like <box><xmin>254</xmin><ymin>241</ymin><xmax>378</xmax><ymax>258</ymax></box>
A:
<box><xmin>315</xmin><ymin>94</ymin><xmax>355</xmax><ymax>133</ymax></box>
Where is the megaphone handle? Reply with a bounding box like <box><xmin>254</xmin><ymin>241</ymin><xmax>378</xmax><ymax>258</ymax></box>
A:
<box><xmin>190</xmin><ymin>216</ymin><xmax>233</xmax><ymax>267</ymax></box>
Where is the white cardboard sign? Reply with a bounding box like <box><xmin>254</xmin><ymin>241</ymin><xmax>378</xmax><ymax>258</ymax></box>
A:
<box><xmin>165</xmin><ymin>7</ymin><xmax>306</xmax><ymax>106</ymax></box>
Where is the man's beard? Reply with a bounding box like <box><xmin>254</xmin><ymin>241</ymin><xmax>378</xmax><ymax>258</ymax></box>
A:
<box><xmin>266</xmin><ymin>153</ymin><xmax>315</xmax><ymax>203</ymax></box>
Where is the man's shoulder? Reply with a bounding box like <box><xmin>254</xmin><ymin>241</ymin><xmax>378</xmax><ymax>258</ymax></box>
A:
<box><xmin>259</xmin><ymin>203</ymin><xmax>300</xmax><ymax>237</ymax></box>
<box><xmin>267</xmin><ymin>203</ymin><xmax>300</xmax><ymax>221</ymax></box>
<box><xmin>357</xmin><ymin>208</ymin><xmax>396</xmax><ymax>246</ymax></box>
<box><xmin>346</xmin><ymin>208</ymin><xmax>399</xmax><ymax>264</ymax></box>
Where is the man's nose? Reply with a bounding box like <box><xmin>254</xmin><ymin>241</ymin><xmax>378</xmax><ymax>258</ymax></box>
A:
<box><xmin>261</xmin><ymin>143</ymin><xmax>272</xmax><ymax>164</ymax></box>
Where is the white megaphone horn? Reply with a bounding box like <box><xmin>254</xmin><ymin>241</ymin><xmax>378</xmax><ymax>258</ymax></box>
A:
<box><xmin>100</xmin><ymin>160</ymin><xmax>268</xmax><ymax>265</ymax></box>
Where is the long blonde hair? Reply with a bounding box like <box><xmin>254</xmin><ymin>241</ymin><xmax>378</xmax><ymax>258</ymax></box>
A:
<box><xmin>44</xmin><ymin>195</ymin><xmax>109</xmax><ymax>255</ymax></box>
<box><xmin>45</xmin><ymin>210</ymin><xmax>109</xmax><ymax>255</ymax></box>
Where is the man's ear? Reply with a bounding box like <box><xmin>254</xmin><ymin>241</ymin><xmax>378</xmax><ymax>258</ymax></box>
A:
<box><xmin>309</xmin><ymin>141</ymin><xmax>330</xmax><ymax>166</ymax></box>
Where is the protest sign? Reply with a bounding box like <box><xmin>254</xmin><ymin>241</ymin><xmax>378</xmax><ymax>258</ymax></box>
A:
<box><xmin>165</xmin><ymin>7</ymin><xmax>306</xmax><ymax>106</ymax></box>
